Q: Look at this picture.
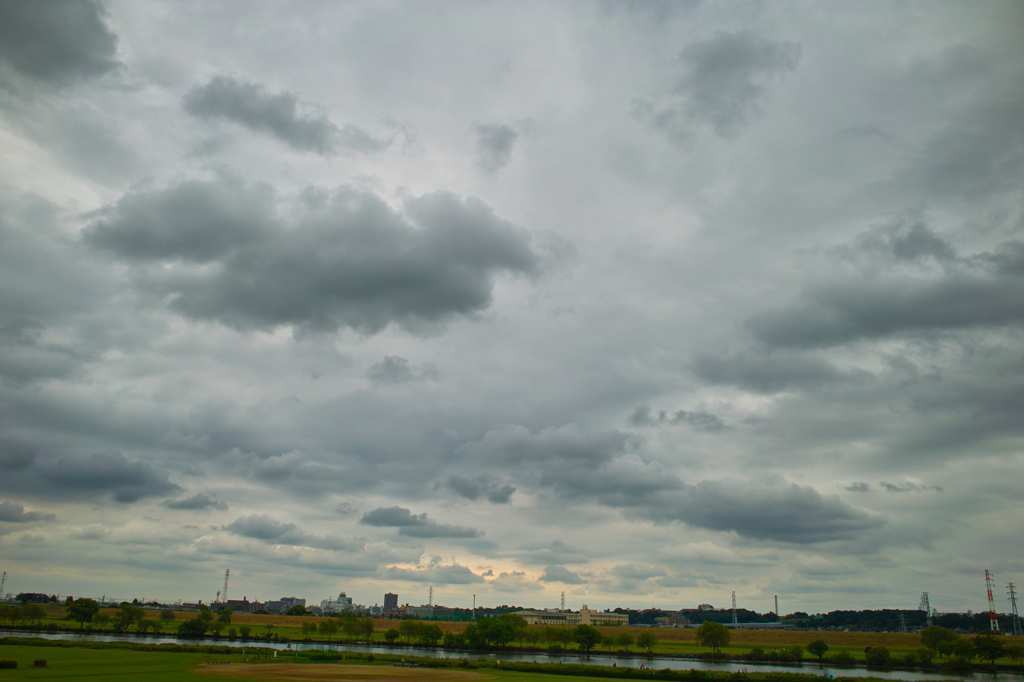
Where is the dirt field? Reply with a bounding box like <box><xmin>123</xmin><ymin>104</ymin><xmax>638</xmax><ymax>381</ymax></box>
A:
<box><xmin>198</xmin><ymin>663</ymin><xmax>491</xmax><ymax>682</ymax></box>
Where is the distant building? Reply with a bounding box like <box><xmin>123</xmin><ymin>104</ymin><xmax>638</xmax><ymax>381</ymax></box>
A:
<box><xmin>515</xmin><ymin>605</ymin><xmax>629</xmax><ymax>627</ymax></box>
<box><xmin>405</xmin><ymin>604</ymin><xmax>434</xmax><ymax>619</ymax></box>
<box><xmin>225</xmin><ymin>598</ymin><xmax>252</xmax><ymax>613</ymax></box>
<box><xmin>265</xmin><ymin>596</ymin><xmax>305</xmax><ymax>615</ymax></box>
<box><xmin>697</xmin><ymin>604</ymin><xmax>715</xmax><ymax>612</ymax></box>
<box><xmin>321</xmin><ymin>592</ymin><xmax>354</xmax><ymax>614</ymax></box>
<box><xmin>384</xmin><ymin>593</ymin><xmax>398</xmax><ymax>612</ymax></box>
<box><xmin>655</xmin><ymin>614</ymin><xmax>690</xmax><ymax>627</ymax></box>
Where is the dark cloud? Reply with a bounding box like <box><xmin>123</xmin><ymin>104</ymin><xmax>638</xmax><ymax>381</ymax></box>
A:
<box><xmin>539</xmin><ymin>565</ymin><xmax>586</xmax><ymax>584</ymax></box>
<box><xmin>639</xmin><ymin>481</ymin><xmax>887</xmax><ymax>544</ymax></box>
<box><xmin>474</xmin><ymin>123</ymin><xmax>519</xmax><ymax>175</ymax></box>
<box><xmin>360</xmin><ymin>506</ymin><xmax>483</xmax><ymax>538</ymax></box>
<box><xmin>747</xmin><ymin>238</ymin><xmax>1024</xmax><ymax>350</ymax></box>
<box><xmin>82</xmin><ymin>177</ymin><xmax>274</xmax><ymax>263</ymax></box>
<box><xmin>41</xmin><ymin>452</ymin><xmax>180</xmax><ymax>503</ymax></box>
<box><xmin>183</xmin><ymin>76</ymin><xmax>387</xmax><ymax>155</ymax></box>
<box><xmin>692</xmin><ymin>352</ymin><xmax>864</xmax><ymax>393</ymax></box>
<box><xmin>436</xmin><ymin>475</ymin><xmax>515</xmax><ymax>504</ymax></box>
<box><xmin>222</xmin><ymin>513</ymin><xmax>349</xmax><ymax>549</ymax></box>
<box><xmin>164</xmin><ymin>492</ymin><xmax>228</xmax><ymax>511</ymax></box>
<box><xmin>367</xmin><ymin>356</ymin><xmax>438</xmax><ymax>385</ymax></box>
<box><xmin>458</xmin><ymin>423</ymin><xmax>634</xmax><ymax>466</ymax></box>
<box><xmin>845</xmin><ymin>482</ymin><xmax>871</xmax><ymax>493</ymax></box>
<box><xmin>83</xmin><ymin>179</ymin><xmax>541</xmax><ymax>334</ymax></box>
<box><xmin>0</xmin><ymin>438</ymin><xmax>38</xmax><ymax>471</ymax></box>
<box><xmin>516</xmin><ymin>540</ymin><xmax>591</xmax><ymax>566</ymax></box>
<box><xmin>0</xmin><ymin>1</ymin><xmax>118</xmax><ymax>83</ymax></box>
<box><xmin>223</xmin><ymin>513</ymin><xmax>301</xmax><ymax>541</ymax></box>
<box><xmin>0</xmin><ymin>500</ymin><xmax>55</xmax><ymax>523</ymax></box>
<box><xmin>634</xmin><ymin>31</ymin><xmax>800</xmax><ymax>140</ymax></box>
<box><xmin>384</xmin><ymin>561</ymin><xmax>484</xmax><ymax>584</ymax></box>
<box><xmin>627</xmin><ymin>405</ymin><xmax>731</xmax><ymax>432</ymax></box>
<box><xmin>879</xmin><ymin>481</ymin><xmax>944</xmax><ymax>494</ymax></box>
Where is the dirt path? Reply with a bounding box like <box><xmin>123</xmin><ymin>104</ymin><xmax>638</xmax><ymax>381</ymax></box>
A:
<box><xmin>198</xmin><ymin>663</ymin><xmax>492</xmax><ymax>682</ymax></box>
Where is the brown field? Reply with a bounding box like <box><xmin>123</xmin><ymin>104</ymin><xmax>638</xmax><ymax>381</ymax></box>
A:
<box><xmin>198</xmin><ymin>663</ymin><xmax>490</xmax><ymax>682</ymax></box>
<box><xmin>38</xmin><ymin>603</ymin><xmax>939</xmax><ymax>650</ymax></box>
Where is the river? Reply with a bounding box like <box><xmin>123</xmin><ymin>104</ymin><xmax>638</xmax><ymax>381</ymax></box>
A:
<box><xmin>2</xmin><ymin>629</ymin><xmax>1018</xmax><ymax>682</ymax></box>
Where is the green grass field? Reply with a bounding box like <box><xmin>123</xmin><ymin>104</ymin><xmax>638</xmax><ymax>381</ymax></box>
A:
<box><xmin>0</xmin><ymin>644</ymin><xmax>241</xmax><ymax>680</ymax></box>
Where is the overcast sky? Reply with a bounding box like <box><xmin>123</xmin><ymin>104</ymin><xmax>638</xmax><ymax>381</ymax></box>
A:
<box><xmin>1</xmin><ymin>1</ymin><xmax>1022</xmax><ymax>615</ymax></box>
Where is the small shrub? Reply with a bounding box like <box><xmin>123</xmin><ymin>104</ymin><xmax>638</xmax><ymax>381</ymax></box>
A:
<box><xmin>0</xmin><ymin>660</ymin><xmax>17</xmax><ymax>669</ymax></box>
<box><xmin>33</xmin><ymin>659</ymin><xmax>47</xmax><ymax>667</ymax></box>
<box><xmin>865</xmin><ymin>646</ymin><xmax>891</xmax><ymax>667</ymax></box>
<box><xmin>367</xmin><ymin>654</ymin><xmax>374</xmax><ymax>663</ymax></box>
<box><xmin>547</xmin><ymin>644</ymin><xmax>563</xmax><ymax>654</ymax></box>
<box><xmin>825</xmin><ymin>651</ymin><xmax>856</xmax><ymax>666</ymax></box>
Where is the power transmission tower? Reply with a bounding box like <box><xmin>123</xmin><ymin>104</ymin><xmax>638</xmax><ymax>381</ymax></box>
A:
<box><xmin>919</xmin><ymin>592</ymin><xmax>931</xmax><ymax>626</ymax></box>
<box><xmin>731</xmin><ymin>591</ymin><xmax>737</xmax><ymax>624</ymax></box>
<box><xmin>985</xmin><ymin>570</ymin><xmax>1000</xmax><ymax>631</ymax></box>
<box><xmin>222</xmin><ymin>569</ymin><xmax>229</xmax><ymax>604</ymax></box>
<box><xmin>428</xmin><ymin>586</ymin><xmax>433</xmax><ymax>606</ymax></box>
<box><xmin>560</xmin><ymin>591</ymin><xmax>565</xmax><ymax>611</ymax></box>
<box><xmin>0</xmin><ymin>571</ymin><xmax>5</xmax><ymax>596</ymax></box>
<box><xmin>1009</xmin><ymin>583</ymin><xmax>1022</xmax><ymax>637</ymax></box>
<box><xmin>898</xmin><ymin>613</ymin><xmax>907</xmax><ymax>634</ymax></box>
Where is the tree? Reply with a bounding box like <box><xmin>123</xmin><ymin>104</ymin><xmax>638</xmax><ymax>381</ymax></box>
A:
<box><xmin>696</xmin><ymin>621</ymin><xmax>731</xmax><ymax>654</ymax></box>
<box><xmin>286</xmin><ymin>604</ymin><xmax>307</xmax><ymax>616</ymax></box>
<box><xmin>178</xmin><ymin>617</ymin><xmax>210</xmax><ymax>637</ymax></box>
<box><xmin>637</xmin><ymin>632</ymin><xmax>657</xmax><ymax>653</ymax></box>
<box><xmin>973</xmin><ymin>635</ymin><xmax>1005</xmax><ymax>666</ymax></box>
<box><xmin>1004</xmin><ymin>643</ymin><xmax>1024</xmax><ymax>669</ymax></box>
<box><xmin>159</xmin><ymin>610</ymin><xmax>176</xmax><ymax>624</ymax></box>
<box><xmin>92</xmin><ymin>613</ymin><xmax>111</xmax><ymax>630</ymax></box>
<box><xmin>601</xmin><ymin>635</ymin><xmax>616</xmax><ymax>651</ymax></box>
<box><xmin>20</xmin><ymin>604</ymin><xmax>46</xmax><ymax>624</ymax></box>
<box><xmin>301</xmin><ymin>621</ymin><xmax>317</xmax><ymax>638</ymax></box>
<box><xmin>217</xmin><ymin>607</ymin><xmax>232</xmax><ymax>626</ymax></box>
<box><xmin>953</xmin><ymin>638</ymin><xmax>975</xmax><ymax>660</ymax></box>
<box><xmin>385</xmin><ymin>628</ymin><xmax>400</xmax><ymax>644</ymax></box>
<box><xmin>865</xmin><ymin>646</ymin><xmax>891</xmax><ymax>667</ymax></box>
<box><xmin>361</xmin><ymin>618</ymin><xmax>374</xmax><ymax>641</ymax></box>
<box><xmin>807</xmin><ymin>640</ymin><xmax>829</xmax><ymax>662</ymax></box>
<box><xmin>574</xmin><ymin>624</ymin><xmax>601</xmax><ymax>654</ymax></box>
<box><xmin>318</xmin><ymin>618</ymin><xmax>338</xmax><ymax>642</ymax></box>
<box><xmin>422</xmin><ymin>624</ymin><xmax>444</xmax><ymax>646</ymax></box>
<box><xmin>67</xmin><ymin>598</ymin><xmax>100</xmax><ymax>629</ymax></box>
<box><xmin>239</xmin><ymin>626</ymin><xmax>251</xmax><ymax>639</ymax></box>
<box><xmin>617</xmin><ymin>632</ymin><xmax>634</xmax><ymax>650</ymax></box>
<box><xmin>921</xmin><ymin>626</ymin><xmax>958</xmax><ymax>652</ymax></box>
<box><xmin>787</xmin><ymin>645</ymin><xmax>804</xmax><ymax>661</ymax></box>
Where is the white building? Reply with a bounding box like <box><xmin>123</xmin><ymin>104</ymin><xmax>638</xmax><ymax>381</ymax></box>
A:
<box><xmin>514</xmin><ymin>605</ymin><xmax>629</xmax><ymax>626</ymax></box>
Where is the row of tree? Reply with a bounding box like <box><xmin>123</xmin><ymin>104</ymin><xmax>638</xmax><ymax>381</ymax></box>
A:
<box><xmin>0</xmin><ymin>604</ymin><xmax>47</xmax><ymax>625</ymax></box>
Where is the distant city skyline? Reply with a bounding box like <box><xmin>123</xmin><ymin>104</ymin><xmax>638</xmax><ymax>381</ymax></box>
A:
<box><xmin>0</xmin><ymin>1</ymin><xmax>1021</xmax><ymax>615</ymax></box>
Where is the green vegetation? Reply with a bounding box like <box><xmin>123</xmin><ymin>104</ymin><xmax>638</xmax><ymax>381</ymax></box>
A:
<box><xmin>696</xmin><ymin>621</ymin><xmax>730</xmax><ymax>654</ymax></box>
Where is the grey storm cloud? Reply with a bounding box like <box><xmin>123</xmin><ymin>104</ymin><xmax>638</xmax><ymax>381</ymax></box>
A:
<box><xmin>183</xmin><ymin>76</ymin><xmax>387</xmax><ymax>155</ymax></box>
<box><xmin>360</xmin><ymin>506</ymin><xmax>483</xmax><ymax>538</ymax></box>
<box><xmin>640</xmin><ymin>482</ymin><xmax>887</xmax><ymax>544</ymax></box>
<box><xmin>384</xmin><ymin>562</ymin><xmax>484</xmax><ymax>584</ymax></box>
<box><xmin>845</xmin><ymin>482</ymin><xmax>871</xmax><ymax>493</ymax></box>
<box><xmin>692</xmin><ymin>352</ymin><xmax>866</xmax><ymax>394</ymax></box>
<box><xmin>367</xmin><ymin>356</ymin><xmax>439</xmax><ymax>386</ymax></box>
<box><xmin>458</xmin><ymin>423</ymin><xmax>635</xmax><ymax>466</ymax></box>
<box><xmin>0</xmin><ymin>438</ymin><xmax>38</xmax><ymax>471</ymax></box>
<box><xmin>474</xmin><ymin>123</ymin><xmax>519</xmax><ymax>175</ymax></box>
<box><xmin>38</xmin><ymin>452</ymin><xmax>180</xmax><ymax>503</ymax></box>
<box><xmin>0</xmin><ymin>500</ymin><xmax>55</xmax><ymax>523</ymax></box>
<box><xmin>879</xmin><ymin>481</ymin><xmax>944</xmax><ymax>494</ymax></box>
<box><xmin>164</xmin><ymin>493</ymin><xmax>228</xmax><ymax>511</ymax></box>
<box><xmin>437</xmin><ymin>475</ymin><xmax>516</xmax><ymax>504</ymax></box>
<box><xmin>82</xmin><ymin>179</ymin><xmax>541</xmax><ymax>334</ymax></box>
<box><xmin>747</xmin><ymin>233</ymin><xmax>1024</xmax><ymax>350</ymax></box>
<box><xmin>0</xmin><ymin>1</ymin><xmax>119</xmax><ymax>83</ymax></box>
<box><xmin>634</xmin><ymin>30</ymin><xmax>800</xmax><ymax>141</ymax></box>
<box><xmin>222</xmin><ymin>513</ymin><xmax>348</xmax><ymax>549</ymax></box>
<box><xmin>539</xmin><ymin>565</ymin><xmax>586</xmax><ymax>584</ymax></box>
<box><xmin>516</xmin><ymin>540</ymin><xmax>591</xmax><ymax>566</ymax></box>
<box><xmin>627</xmin><ymin>405</ymin><xmax>731</xmax><ymax>432</ymax></box>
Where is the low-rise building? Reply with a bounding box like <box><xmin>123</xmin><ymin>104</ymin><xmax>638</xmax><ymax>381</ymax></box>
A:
<box><xmin>514</xmin><ymin>605</ymin><xmax>629</xmax><ymax>627</ymax></box>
